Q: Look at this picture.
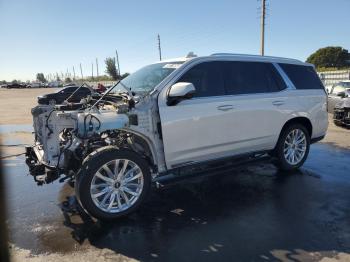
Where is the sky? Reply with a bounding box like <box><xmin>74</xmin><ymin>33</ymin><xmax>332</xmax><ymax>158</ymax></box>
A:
<box><xmin>0</xmin><ymin>0</ymin><xmax>349</xmax><ymax>82</ymax></box>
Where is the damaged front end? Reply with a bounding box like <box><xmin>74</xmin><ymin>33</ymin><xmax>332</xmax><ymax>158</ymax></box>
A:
<box><xmin>333</xmin><ymin>99</ymin><xmax>350</xmax><ymax>128</ymax></box>
<box><xmin>26</xmin><ymin>99</ymin><xmax>130</xmax><ymax>185</ymax></box>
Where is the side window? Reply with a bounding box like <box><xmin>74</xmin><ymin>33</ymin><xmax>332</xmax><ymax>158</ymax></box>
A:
<box><xmin>278</xmin><ymin>63</ymin><xmax>324</xmax><ymax>90</ymax></box>
<box><xmin>177</xmin><ymin>61</ymin><xmax>225</xmax><ymax>97</ymax></box>
<box><xmin>65</xmin><ymin>87</ymin><xmax>76</xmax><ymax>92</ymax></box>
<box><xmin>223</xmin><ymin>61</ymin><xmax>286</xmax><ymax>95</ymax></box>
<box><xmin>80</xmin><ymin>87</ymin><xmax>91</xmax><ymax>94</ymax></box>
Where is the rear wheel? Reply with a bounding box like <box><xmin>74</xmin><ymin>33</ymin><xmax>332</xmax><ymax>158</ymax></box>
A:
<box><xmin>274</xmin><ymin>124</ymin><xmax>310</xmax><ymax>171</ymax></box>
<box><xmin>75</xmin><ymin>147</ymin><xmax>151</xmax><ymax>220</ymax></box>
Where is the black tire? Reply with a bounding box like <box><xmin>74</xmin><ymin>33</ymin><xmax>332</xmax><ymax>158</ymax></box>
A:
<box><xmin>75</xmin><ymin>146</ymin><xmax>151</xmax><ymax>221</ymax></box>
<box><xmin>333</xmin><ymin>120</ymin><xmax>343</xmax><ymax>127</ymax></box>
<box><xmin>274</xmin><ymin>123</ymin><xmax>310</xmax><ymax>171</ymax></box>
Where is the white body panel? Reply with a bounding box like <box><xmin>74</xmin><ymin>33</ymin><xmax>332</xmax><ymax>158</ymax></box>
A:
<box><xmin>156</xmin><ymin>55</ymin><xmax>328</xmax><ymax>170</ymax></box>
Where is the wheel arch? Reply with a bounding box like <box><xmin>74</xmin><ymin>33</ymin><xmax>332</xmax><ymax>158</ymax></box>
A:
<box><xmin>122</xmin><ymin>130</ymin><xmax>159</xmax><ymax>172</ymax></box>
<box><xmin>280</xmin><ymin>116</ymin><xmax>313</xmax><ymax>138</ymax></box>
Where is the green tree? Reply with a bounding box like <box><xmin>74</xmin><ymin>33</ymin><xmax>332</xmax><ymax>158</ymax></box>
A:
<box><xmin>36</xmin><ymin>73</ymin><xmax>47</xmax><ymax>83</ymax></box>
<box><xmin>65</xmin><ymin>77</ymin><xmax>72</xmax><ymax>83</ymax></box>
<box><xmin>105</xmin><ymin>57</ymin><xmax>119</xmax><ymax>80</ymax></box>
<box><xmin>306</xmin><ymin>46</ymin><xmax>350</xmax><ymax>68</ymax></box>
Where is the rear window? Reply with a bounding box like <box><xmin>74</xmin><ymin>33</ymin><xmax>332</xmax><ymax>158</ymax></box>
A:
<box><xmin>278</xmin><ymin>63</ymin><xmax>324</xmax><ymax>90</ymax></box>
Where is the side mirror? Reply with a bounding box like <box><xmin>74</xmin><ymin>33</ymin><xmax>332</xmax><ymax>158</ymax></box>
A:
<box><xmin>337</xmin><ymin>91</ymin><xmax>346</xmax><ymax>98</ymax></box>
<box><xmin>167</xmin><ymin>82</ymin><xmax>196</xmax><ymax>106</ymax></box>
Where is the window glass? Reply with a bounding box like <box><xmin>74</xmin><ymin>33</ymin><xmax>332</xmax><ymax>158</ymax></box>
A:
<box><xmin>79</xmin><ymin>87</ymin><xmax>91</xmax><ymax>94</ymax></box>
<box><xmin>63</xmin><ymin>87</ymin><xmax>77</xmax><ymax>92</ymax></box>
<box><xmin>279</xmin><ymin>63</ymin><xmax>324</xmax><ymax>89</ymax></box>
<box><xmin>110</xmin><ymin>62</ymin><xmax>184</xmax><ymax>96</ymax></box>
<box><xmin>177</xmin><ymin>62</ymin><xmax>225</xmax><ymax>97</ymax></box>
<box><xmin>223</xmin><ymin>61</ymin><xmax>286</xmax><ymax>95</ymax></box>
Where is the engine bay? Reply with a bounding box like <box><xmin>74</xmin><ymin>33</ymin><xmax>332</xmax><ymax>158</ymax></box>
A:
<box><xmin>26</xmin><ymin>89</ymin><xmax>141</xmax><ymax>185</ymax></box>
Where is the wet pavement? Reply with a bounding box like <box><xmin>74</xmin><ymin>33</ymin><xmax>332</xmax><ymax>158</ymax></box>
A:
<box><xmin>2</xmin><ymin>137</ymin><xmax>350</xmax><ymax>261</ymax></box>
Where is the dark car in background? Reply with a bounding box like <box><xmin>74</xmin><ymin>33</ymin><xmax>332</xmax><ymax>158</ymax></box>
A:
<box><xmin>5</xmin><ymin>83</ymin><xmax>26</xmax><ymax>89</ymax></box>
<box><xmin>37</xmin><ymin>85</ymin><xmax>93</xmax><ymax>105</ymax></box>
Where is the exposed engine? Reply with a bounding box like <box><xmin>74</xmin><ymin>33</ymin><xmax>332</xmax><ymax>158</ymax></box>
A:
<box><xmin>26</xmin><ymin>93</ymin><xmax>137</xmax><ymax>185</ymax></box>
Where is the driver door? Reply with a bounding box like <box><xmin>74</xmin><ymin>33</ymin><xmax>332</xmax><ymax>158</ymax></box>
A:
<box><xmin>158</xmin><ymin>61</ymin><xmax>237</xmax><ymax>169</ymax></box>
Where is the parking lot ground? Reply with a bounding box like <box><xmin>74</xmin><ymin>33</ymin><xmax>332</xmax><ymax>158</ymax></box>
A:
<box><xmin>0</xmin><ymin>89</ymin><xmax>350</xmax><ymax>261</ymax></box>
<box><xmin>2</xmin><ymin>135</ymin><xmax>350</xmax><ymax>262</ymax></box>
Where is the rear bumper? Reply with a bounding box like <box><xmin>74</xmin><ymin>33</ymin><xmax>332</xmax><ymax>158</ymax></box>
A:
<box><xmin>311</xmin><ymin>135</ymin><xmax>325</xmax><ymax>144</ymax></box>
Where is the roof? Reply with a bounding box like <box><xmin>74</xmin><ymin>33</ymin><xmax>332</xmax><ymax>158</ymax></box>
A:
<box><xmin>153</xmin><ymin>53</ymin><xmax>310</xmax><ymax>67</ymax></box>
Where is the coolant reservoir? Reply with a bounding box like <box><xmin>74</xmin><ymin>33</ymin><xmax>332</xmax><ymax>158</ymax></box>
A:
<box><xmin>77</xmin><ymin>111</ymin><xmax>129</xmax><ymax>137</ymax></box>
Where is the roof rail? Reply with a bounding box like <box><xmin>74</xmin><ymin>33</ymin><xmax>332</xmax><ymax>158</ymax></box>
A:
<box><xmin>210</xmin><ymin>53</ymin><xmax>302</xmax><ymax>63</ymax></box>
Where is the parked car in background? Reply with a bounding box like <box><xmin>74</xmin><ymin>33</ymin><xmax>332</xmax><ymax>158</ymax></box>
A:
<box><xmin>48</xmin><ymin>81</ymin><xmax>63</xmax><ymax>88</ymax></box>
<box><xmin>37</xmin><ymin>85</ymin><xmax>94</xmax><ymax>105</ymax></box>
<box><xmin>6</xmin><ymin>83</ymin><xmax>26</xmax><ymax>88</ymax></box>
<box><xmin>27</xmin><ymin>82</ymin><xmax>44</xmax><ymax>88</ymax></box>
<box><xmin>327</xmin><ymin>80</ymin><xmax>350</xmax><ymax>113</ymax></box>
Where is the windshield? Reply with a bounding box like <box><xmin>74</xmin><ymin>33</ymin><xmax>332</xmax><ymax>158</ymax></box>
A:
<box><xmin>340</xmin><ymin>82</ymin><xmax>350</xmax><ymax>88</ymax></box>
<box><xmin>109</xmin><ymin>61</ymin><xmax>184</xmax><ymax>96</ymax></box>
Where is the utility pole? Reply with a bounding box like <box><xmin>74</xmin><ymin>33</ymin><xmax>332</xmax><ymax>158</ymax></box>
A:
<box><xmin>115</xmin><ymin>50</ymin><xmax>120</xmax><ymax>76</ymax></box>
<box><xmin>91</xmin><ymin>62</ymin><xmax>94</xmax><ymax>79</ymax></box>
<box><xmin>80</xmin><ymin>63</ymin><xmax>83</xmax><ymax>80</ymax></box>
<box><xmin>96</xmin><ymin>58</ymin><xmax>99</xmax><ymax>77</ymax></box>
<box><xmin>73</xmin><ymin>66</ymin><xmax>76</xmax><ymax>80</ymax></box>
<box><xmin>157</xmin><ymin>34</ymin><xmax>162</xmax><ymax>61</ymax></box>
<box><xmin>260</xmin><ymin>0</ymin><xmax>266</xmax><ymax>56</ymax></box>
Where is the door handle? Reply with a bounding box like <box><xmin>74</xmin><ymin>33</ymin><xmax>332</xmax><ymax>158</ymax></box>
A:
<box><xmin>217</xmin><ymin>105</ymin><xmax>234</xmax><ymax>111</ymax></box>
<box><xmin>272</xmin><ymin>100</ymin><xmax>285</xmax><ymax>106</ymax></box>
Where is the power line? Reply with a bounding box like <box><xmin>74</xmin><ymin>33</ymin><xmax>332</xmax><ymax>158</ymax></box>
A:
<box><xmin>157</xmin><ymin>34</ymin><xmax>162</xmax><ymax>61</ymax></box>
<box><xmin>80</xmin><ymin>63</ymin><xmax>83</xmax><ymax>79</ymax></box>
<box><xmin>260</xmin><ymin>0</ymin><xmax>266</xmax><ymax>56</ymax></box>
<box><xmin>115</xmin><ymin>50</ymin><xmax>121</xmax><ymax>75</ymax></box>
<box><xmin>73</xmin><ymin>66</ymin><xmax>76</xmax><ymax>80</ymax></box>
<box><xmin>96</xmin><ymin>58</ymin><xmax>99</xmax><ymax>77</ymax></box>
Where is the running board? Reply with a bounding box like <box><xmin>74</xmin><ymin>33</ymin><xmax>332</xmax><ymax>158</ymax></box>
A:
<box><xmin>153</xmin><ymin>154</ymin><xmax>272</xmax><ymax>188</ymax></box>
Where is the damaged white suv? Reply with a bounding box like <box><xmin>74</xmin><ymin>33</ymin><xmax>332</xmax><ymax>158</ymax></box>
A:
<box><xmin>26</xmin><ymin>53</ymin><xmax>328</xmax><ymax>220</ymax></box>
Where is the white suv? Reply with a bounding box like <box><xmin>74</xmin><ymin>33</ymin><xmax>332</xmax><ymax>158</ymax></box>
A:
<box><xmin>26</xmin><ymin>53</ymin><xmax>328</xmax><ymax>220</ymax></box>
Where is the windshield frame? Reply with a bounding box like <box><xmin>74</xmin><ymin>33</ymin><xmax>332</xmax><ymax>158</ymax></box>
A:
<box><xmin>108</xmin><ymin>61</ymin><xmax>186</xmax><ymax>97</ymax></box>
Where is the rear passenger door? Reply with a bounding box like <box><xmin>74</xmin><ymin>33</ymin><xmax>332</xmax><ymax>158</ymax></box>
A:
<box><xmin>220</xmin><ymin>61</ymin><xmax>289</xmax><ymax>154</ymax></box>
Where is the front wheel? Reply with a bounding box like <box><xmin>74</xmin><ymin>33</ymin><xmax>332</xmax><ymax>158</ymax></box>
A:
<box><xmin>75</xmin><ymin>147</ymin><xmax>151</xmax><ymax>220</ymax></box>
<box><xmin>274</xmin><ymin>124</ymin><xmax>310</xmax><ymax>171</ymax></box>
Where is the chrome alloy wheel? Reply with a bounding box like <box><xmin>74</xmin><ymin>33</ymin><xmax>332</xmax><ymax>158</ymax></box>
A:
<box><xmin>283</xmin><ymin>128</ymin><xmax>307</xmax><ymax>165</ymax></box>
<box><xmin>90</xmin><ymin>159</ymin><xmax>144</xmax><ymax>213</ymax></box>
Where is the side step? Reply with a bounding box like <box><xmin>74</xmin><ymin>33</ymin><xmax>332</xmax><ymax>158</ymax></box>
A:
<box><xmin>153</xmin><ymin>154</ymin><xmax>272</xmax><ymax>188</ymax></box>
